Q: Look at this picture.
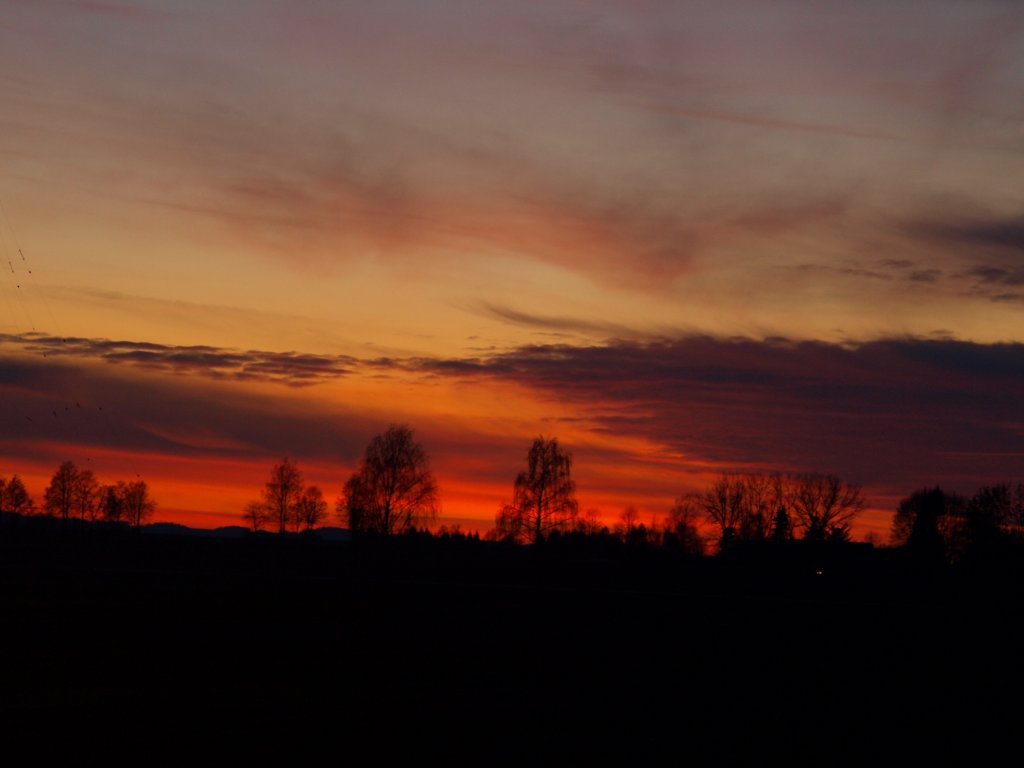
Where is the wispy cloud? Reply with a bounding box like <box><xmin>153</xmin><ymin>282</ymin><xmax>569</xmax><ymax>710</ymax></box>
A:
<box><xmin>1</xmin><ymin>333</ymin><xmax>356</xmax><ymax>386</ymax></box>
<box><xmin>899</xmin><ymin>209</ymin><xmax>1024</xmax><ymax>300</ymax></box>
<box><xmin>476</xmin><ymin>302</ymin><xmax>640</xmax><ymax>338</ymax></box>
<box><xmin>966</xmin><ymin>265</ymin><xmax>1024</xmax><ymax>287</ymax></box>
<box><xmin>634</xmin><ymin>101</ymin><xmax>902</xmax><ymax>142</ymax></box>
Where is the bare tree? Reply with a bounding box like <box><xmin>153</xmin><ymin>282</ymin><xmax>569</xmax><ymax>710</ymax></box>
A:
<box><xmin>243</xmin><ymin>500</ymin><xmax>269</xmax><ymax>533</ymax></box>
<box><xmin>737</xmin><ymin>473</ymin><xmax>784</xmax><ymax>541</ymax></box>
<box><xmin>495</xmin><ymin>436</ymin><xmax>578</xmax><ymax>544</ymax></box>
<box><xmin>574</xmin><ymin>508</ymin><xmax>606</xmax><ymax>536</ymax></box>
<box><xmin>1</xmin><ymin>475</ymin><xmax>33</xmax><ymax>516</ymax></box>
<box><xmin>263</xmin><ymin>458</ymin><xmax>304</xmax><ymax>535</ymax></box>
<box><xmin>44</xmin><ymin>461</ymin><xmax>79</xmax><ymax>522</ymax></box>
<box><xmin>294</xmin><ymin>485</ymin><xmax>328</xmax><ymax>532</ymax></box>
<box><xmin>699</xmin><ymin>474</ymin><xmax>747</xmax><ymax>547</ymax></box>
<box><xmin>666</xmin><ymin>494</ymin><xmax>705</xmax><ymax>555</ymax></box>
<box><xmin>616</xmin><ymin>506</ymin><xmax>640</xmax><ymax>540</ymax></box>
<box><xmin>341</xmin><ymin>424</ymin><xmax>438</xmax><ymax>535</ymax></box>
<box><xmin>99</xmin><ymin>483</ymin><xmax>126</xmax><ymax>523</ymax></box>
<box><xmin>73</xmin><ymin>468</ymin><xmax>99</xmax><ymax>523</ymax></box>
<box><xmin>122</xmin><ymin>479</ymin><xmax>156</xmax><ymax>528</ymax></box>
<box><xmin>786</xmin><ymin>473</ymin><xmax>865</xmax><ymax>542</ymax></box>
<box><xmin>695</xmin><ymin>472</ymin><xmax>862</xmax><ymax>546</ymax></box>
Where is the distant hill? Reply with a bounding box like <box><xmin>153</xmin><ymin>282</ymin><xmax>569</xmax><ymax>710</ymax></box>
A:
<box><xmin>0</xmin><ymin>511</ymin><xmax>350</xmax><ymax>541</ymax></box>
<box><xmin>143</xmin><ymin>521</ymin><xmax>351</xmax><ymax>541</ymax></box>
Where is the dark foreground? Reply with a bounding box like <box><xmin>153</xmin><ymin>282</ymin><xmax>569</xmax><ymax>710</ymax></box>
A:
<box><xmin>1</xmin><ymin>521</ymin><xmax>1022</xmax><ymax>763</ymax></box>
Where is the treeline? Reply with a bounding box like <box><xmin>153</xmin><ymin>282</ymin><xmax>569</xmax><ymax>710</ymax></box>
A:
<box><xmin>890</xmin><ymin>483</ymin><xmax>1024</xmax><ymax>564</ymax></box>
<box><xmin>10</xmin><ymin>423</ymin><xmax>1024</xmax><ymax>566</ymax></box>
<box><xmin>243</xmin><ymin>427</ymin><xmax>863</xmax><ymax>553</ymax></box>
<box><xmin>0</xmin><ymin>460</ymin><xmax>156</xmax><ymax>527</ymax></box>
<box><xmin>235</xmin><ymin>424</ymin><xmax>1024</xmax><ymax>564</ymax></box>
<box><xmin>676</xmin><ymin>472</ymin><xmax>864</xmax><ymax>547</ymax></box>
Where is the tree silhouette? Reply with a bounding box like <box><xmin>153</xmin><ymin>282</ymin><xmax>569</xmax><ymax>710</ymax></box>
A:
<box><xmin>736</xmin><ymin>473</ymin><xmax>783</xmax><ymax>542</ymax></box>
<box><xmin>122</xmin><ymin>479</ymin><xmax>156</xmax><ymax>528</ymax></box>
<box><xmin>1</xmin><ymin>475</ymin><xmax>32</xmax><ymax>516</ymax></box>
<box><xmin>787</xmin><ymin>473</ymin><xmax>864</xmax><ymax>542</ymax></box>
<box><xmin>665</xmin><ymin>495</ymin><xmax>705</xmax><ymax>555</ymax></box>
<box><xmin>294</xmin><ymin>485</ymin><xmax>328</xmax><ymax>532</ymax></box>
<box><xmin>44</xmin><ymin>461</ymin><xmax>79</xmax><ymax>522</ymax></box>
<box><xmin>99</xmin><ymin>482</ymin><xmax>126</xmax><ymax>523</ymax></box>
<box><xmin>616</xmin><ymin>506</ymin><xmax>640</xmax><ymax>540</ymax></box>
<box><xmin>243</xmin><ymin>500</ymin><xmax>268</xmax><ymax>533</ymax></box>
<box><xmin>699</xmin><ymin>475</ymin><xmax>747</xmax><ymax>548</ymax></box>
<box><xmin>263</xmin><ymin>458</ymin><xmax>303</xmax><ymax>535</ymax></box>
<box><xmin>955</xmin><ymin>484</ymin><xmax>1017</xmax><ymax>558</ymax></box>
<box><xmin>341</xmin><ymin>424</ymin><xmax>438</xmax><ymax>535</ymax></box>
<box><xmin>890</xmin><ymin>487</ymin><xmax>959</xmax><ymax>555</ymax></box>
<box><xmin>495</xmin><ymin>436</ymin><xmax>578</xmax><ymax>544</ymax></box>
<box><xmin>696</xmin><ymin>472</ymin><xmax>862</xmax><ymax>546</ymax></box>
<box><xmin>769</xmin><ymin>505</ymin><xmax>793</xmax><ymax>541</ymax></box>
<box><xmin>574</xmin><ymin>508</ymin><xmax>606</xmax><ymax>535</ymax></box>
<box><xmin>73</xmin><ymin>468</ymin><xmax>99</xmax><ymax>523</ymax></box>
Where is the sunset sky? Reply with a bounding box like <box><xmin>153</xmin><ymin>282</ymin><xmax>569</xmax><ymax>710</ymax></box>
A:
<box><xmin>2</xmin><ymin>1</ymin><xmax>1023</xmax><ymax>538</ymax></box>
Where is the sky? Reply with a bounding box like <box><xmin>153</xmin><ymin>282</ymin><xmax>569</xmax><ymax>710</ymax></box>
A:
<box><xmin>1</xmin><ymin>0</ymin><xmax>1023</xmax><ymax>538</ymax></box>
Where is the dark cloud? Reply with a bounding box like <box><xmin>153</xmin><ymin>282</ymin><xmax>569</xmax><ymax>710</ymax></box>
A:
<box><xmin>915</xmin><ymin>214</ymin><xmax>1024</xmax><ymax>253</ymax></box>
<box><xmin>0</xmin><ymin>355</ymin><xmax>370</xmax><ymax>463</ymax></box>
<box><xmin>403</xmin><ymin>335</ymin><xmax>1024</xmax><ymax>496</ymax></box>
<box><xmin>908</xmin><ymin>269</ymin><xmax>942</xmax><ymax>283</ymax></box>
<box><xmin>937</xmin><ymin>217</ymin><xmax>1024</xmax><ymax>252</ymax></box>
<box><xmin>966</xmin><ymin>265</ymin><xmax>1024</xmax><ymax>286</ymax></box>
<box><xmin>796</xmin><ymin>262</ymin><xmax>894</xmax><ymax>281</ymax></box>
<box><xmin>1</xmin><ymin>333</ymin><xmax>355</xmax><ymax>386</ymax></box>
<box><xmin>990</xmin><ymin>292</ymin><xmax>1024</xmax><ymax>305</ymax></box>
<box><xmin>4</xmin><ymin>329</ymin><xmax>1021</xmax><ymax>509</ymax></box>
<box><xmin>897</xmin><ymin>210</ymin><xmax>1024</xmax><ymax>300</ymax></box>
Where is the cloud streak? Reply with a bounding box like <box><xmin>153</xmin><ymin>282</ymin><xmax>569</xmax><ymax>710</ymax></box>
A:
<box><xmin>0</xmin><ymin>354</ymin><xmax>370</xmax><ymax>464</ymax></box>
<box><xmin>2</xmin><ymin>333</ymin><xmax>356</xmax><ymax>386</ymax></box>
<box><xmin>635</xmin><ymin>101</ymin><xmax>902</xmax><ymax>142</ymax></box>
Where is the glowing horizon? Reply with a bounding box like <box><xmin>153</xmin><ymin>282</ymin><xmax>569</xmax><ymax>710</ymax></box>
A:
<box><xmin>2</xmin><ymin>1</ymin><xmax>1023</xmax><ymax>541</ymax></box>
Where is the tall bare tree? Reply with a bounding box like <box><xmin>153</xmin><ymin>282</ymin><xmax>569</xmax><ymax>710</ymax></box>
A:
<box><xmin>495</xmin><ymin>436</ymin><xmax>578</xmax><ymax>544</ymax></box>
<box><xmin>786</xmin><ymin>473</ymin><xmax>864</xmax><ymax>542</ymax></box>
<box><xmin>737</xmin><ymin>473</ymin><xmax>784</xmax><ymax>541</ymax></box>
<box><xmin>264</xmin><ymin>458</ymin><xmax>304</xmax><ymax>535</ymax></box>
<box><xmin>73</xmin><ymin>468</ymin><xmax>99</xmax><ymax>523</ymax></box>
<box><xmin>341</xmin><ymin>424</ymin><xmax>438</xmax><ymax>535</ymax></box>
<box><xmin>99</xmin><ymin>483</ymin><xmax>126</xmax><ymax>523</ymax></box>
<box><xmin>44</xmin><ymin>461</ymin><xmax>79</xmax><ymax>522</ymax></box>
<box><xmin>1</xmin><ymin>475</ymin><xmax>32</xmax><ymax>516</ymax></box>
<box><xmin>699</xmin><ymin>474</ymin><xmax>747</xmax><ymax>547</ymax></box>
<box><xmin>294</xmin><ymin>485</ymin><xmax>328</xmax><ymax>532</ymax></box>
<box><xmin>122</xmin><ymin>479</ymin><xmax>157</xmax><ymax>528</ymax></box>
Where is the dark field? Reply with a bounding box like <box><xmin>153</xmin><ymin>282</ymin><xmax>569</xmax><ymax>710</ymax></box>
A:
<box><xmin>2</xmin><ymin>521</ymin><xmax>1021</xmax><ymax>762</ymax></box>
